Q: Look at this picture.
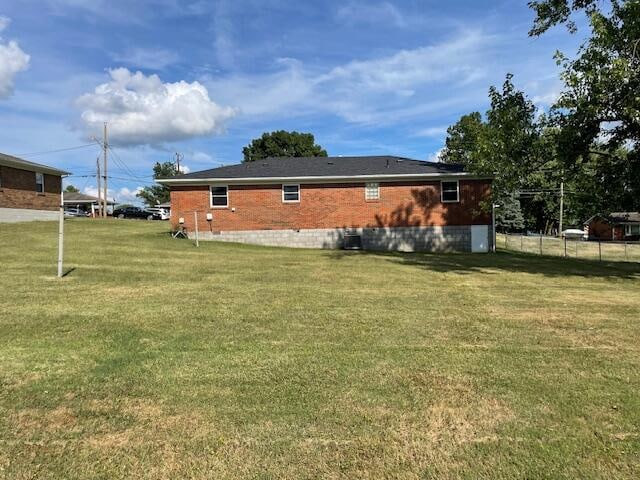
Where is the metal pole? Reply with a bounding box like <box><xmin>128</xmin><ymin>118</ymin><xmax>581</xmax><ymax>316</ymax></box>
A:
<box><xmin>102</xmin><ymin>122</ymin><xmax>108</xmax><ymax>218</ymax></box>
<box><xmin>492</xmin><ymin>203</ymin><xmax>496</xmax><ymax>253</ymax></box>
<box><xmin>520</xmin><ymin>234</ymin><xmax>523</xmax><ymax>252</ymax></box>
<box><xmin>96</xmin><ymin>157</ymin><xmax>101</xmax><ymax>217</ymax></box>
<box><xmin>559</xmin><ymin>180</ymin><xmax>564</xmax><ymax>236</ymax></box>
<box><xmin>625</xmin><ymin>242</ymin><xmax>628</xmax><ymax>262</ymax></box>
<box><xmin>194</xmin><ymin>211</ymin><xmax>199</xmax><ymax>247</ymax></box>
<box><xmin>57</xmin><ymin>190</ymin><xmax>64</xmax><ymax>277</ymax></box>
<box><xmin>598</xmin><ymin>240</ymin><xmax>602</xmax><ymax>261</ymax></box>
<box><xmin>539</xmin><ymin>235</ymin><xmax>543</xmax><ymax>256</ymax></box>
<box><xmin>564</xmin><ymin>237</ymin><xmax>567</xmax><ymax>258</ymax></box>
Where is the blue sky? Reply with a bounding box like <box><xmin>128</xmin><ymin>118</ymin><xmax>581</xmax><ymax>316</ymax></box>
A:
<box><xmin>0</xmin><ymin>0</ymin><xmax>585</xmax><ymax>203</ymax></box>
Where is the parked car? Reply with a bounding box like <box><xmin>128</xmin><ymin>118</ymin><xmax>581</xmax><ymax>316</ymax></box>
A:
<box><xmin>113</xmin><ymin>206</ymin><xmax>161</xmax><ymax>220</ymax></box>
<box><xmin>64</xmin><ymin>207</ymin><xmax>88</xmax><ymax>218</ymax></box>
<box><xmin>144</xmin><ymin>207</ymin><xmax>170</xmax><ymax>220</ymax></box>
<box><xmin>562</xmin><ymin>228</ymin><xmax>588</xmax><ymax>240</ymax></box>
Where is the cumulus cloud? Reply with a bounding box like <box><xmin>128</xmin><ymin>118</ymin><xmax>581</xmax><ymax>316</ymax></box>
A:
<box><xmin>76</xmin><ymin>68</ymin><xmax>237</xmax><ymax>146</ymax></box>
<box><xmin>0</xmin><ymin>17</ymin><xmax>30</xmax><ymax>99</ymax></box>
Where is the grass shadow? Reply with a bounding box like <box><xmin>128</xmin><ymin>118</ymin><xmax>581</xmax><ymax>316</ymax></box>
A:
<box><xmin>325</xmin><ymin>249</ymin><xmax>640</xmax><ymax>279</ymax></box>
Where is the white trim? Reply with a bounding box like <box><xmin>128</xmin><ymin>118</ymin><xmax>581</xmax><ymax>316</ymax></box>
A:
<box><xmin>209</xmin><ymin>184</ymin><xmax>229</xmax><ymax>208</ymax></box>
<box><xmin>282</xmin><ymin>184</ymin><xmax>300</xmax><ymax>203</ymax></box>
<box><xmin>365</xmin><ymin>182</ymin><xmax>380</xmax><ymax>200</ymax></box>
<box><xmin>158</xmin><ymin>172</ymin><xmax>489</xmax><ymax>186</ymax></box>
<box><xmin>35</xmin><ymin>172</ymin><xmax>44</xmax><ymax>194</ymax></box>
<box><xmin>440</xmin><ymin>180</ymin><xmax>459</xmax><ymax>203</ymax></box>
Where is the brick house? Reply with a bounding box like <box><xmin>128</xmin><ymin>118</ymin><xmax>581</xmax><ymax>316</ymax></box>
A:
<box><xmin>158</xmin><ymin>156</ymin><xmax>493</xmax><ymax>252</ymax></box>
<box><xmin>584</xmin><ymin>213</ymin><xmax>640</xmax><ymax>241</ymax></box>
<box><xmin>0</xmin><ymin>152</ymin><xmax>69</xmax><ymax>223</ymax></box>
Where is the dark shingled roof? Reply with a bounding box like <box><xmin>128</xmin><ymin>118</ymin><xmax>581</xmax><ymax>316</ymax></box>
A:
<box><xmin>0</xmin><ymin>152</ymin><xmax>70</xmax><ymax>176</ymax></box>
<box><xmin>609</xmin><ymin>212</ymin><xmax>640</xmax><ymax>223</ymax></box>
<box><xmin>163</xmin><ymin>156</ymin><xmax>466</xmax><ymax>181</ymax></box>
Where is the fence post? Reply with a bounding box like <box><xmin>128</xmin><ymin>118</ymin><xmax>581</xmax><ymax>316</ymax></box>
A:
<box><xmin>564</xmin><ymin>237</ymin><xmax>567</xmax><ymax>258</ymax></box>
<box><xmin>625</xmin><ymin>242</ymin><xmax>628</xmax><ymax>262</ymax></box>
<box><xmin>194</xmin><ymin>211</ymin><xmax>199</xmax><ymax>248</ymax></box>
<box><xmin>520</xmin><ymin>234</ymin><xmax>523</xmax><ymax>252</ymax></box>
<box><xmin>539</xmin><ymin>235</ymin><xmax>543</xmax><ymax>256</ymax></box>
<box><xmin>598</xmin><ymin>240</ymin><xmax>601</xmax><ymax>261</ymax></box>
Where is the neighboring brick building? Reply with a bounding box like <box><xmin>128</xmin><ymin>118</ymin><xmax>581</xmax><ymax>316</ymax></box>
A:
<box><xmin>159</xmin><ymin>156</ymin><xmax>493</xmax><ymax>252</ymax></box>
<box><xmin>584</xmin><ymin>213</ymin><xmax>640</xmax><ymax>241</ymax></box>
<box><xmin>0</xmin><ymin>152</ymin><xmax>69</xmax><ymax>223</ymax></box>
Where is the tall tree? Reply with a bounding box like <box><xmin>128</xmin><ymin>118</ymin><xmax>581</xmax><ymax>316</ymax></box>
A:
<box><xmin>529</xmin><ymin>0</ymin><xmax>640</xmax><ymax>212</ymax></box>
<box><xmin>242</xmin><ymin>130</ymin><xmax>327</xmax><ymax>162</ymax></box>
<box><xmin>137</xmin><ymin>161</ymin><xmax>178</xmax><ymax>207</ymax></box>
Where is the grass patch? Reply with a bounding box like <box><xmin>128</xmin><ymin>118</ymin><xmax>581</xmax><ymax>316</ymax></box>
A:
<box><xmin>1</xmin><ymin>219</ymin><xmax>639</xmax><ymax>478</ymax></box>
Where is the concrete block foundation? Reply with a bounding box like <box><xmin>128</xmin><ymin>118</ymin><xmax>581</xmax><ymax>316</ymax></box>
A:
<box><xmin>188</xmin><ymin>225</ymin><xmax>490</xmax><ymax>253</ymax></box>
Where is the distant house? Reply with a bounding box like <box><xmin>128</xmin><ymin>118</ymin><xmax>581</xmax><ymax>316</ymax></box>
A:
<box><xmin>0</xmin><ymin>152</ymin><xmax>69</xmax><ymax>223</ymax></box>
<box><xmin>584</xmin><ymin>212</ymin><xmax>640</xmax><ymax>241</ymax></box>
<box><xmin>63</xmin><ymin>192</ymin><xmax>115</xmax><ymax>216</ymax></box>
<box><xmin>158</xmin><ymin>155</ymin><xmax>493</xmax><ymax>252</ymax></box>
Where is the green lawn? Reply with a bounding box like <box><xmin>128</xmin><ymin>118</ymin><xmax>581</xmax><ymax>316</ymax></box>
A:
<box><xmin>1</xmin><ymin>219</ymin><xmax>640</xmax><ymax>479</ymax></box>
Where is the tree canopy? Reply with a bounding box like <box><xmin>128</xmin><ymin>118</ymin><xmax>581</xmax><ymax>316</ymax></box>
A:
<box><xmin>64</xmin><ymin>184</ymin><xmax>79</xmax><ymax>193</ymax></box>
<box><xmin>242</xmin><ymin>130</ymin><xmax>327</xmax><ymax>162</ymax></box>
<box><xmin>136</xmin><ymin>161</ymin><xmax>178</xmax><ymax>207</ymax></box>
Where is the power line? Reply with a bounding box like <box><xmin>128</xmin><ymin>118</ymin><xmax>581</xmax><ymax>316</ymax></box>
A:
<box><xmin>16</xmin><ymin>143</ymin><xmax>98</xmax><ymax>157</ymax></box>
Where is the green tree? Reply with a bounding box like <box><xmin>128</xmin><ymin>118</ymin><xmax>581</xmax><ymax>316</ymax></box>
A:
<box><xmin>242</xmin><ymin>130</ymin><xmax>327</xmax><ymax>162</ymax></box>
<box><xmin>496</xmin><ymin>194</ymin><xmax>525</xmax><ymax>232</ymax></box>
<box><xmin>529</xmin><ymin>0</ymin><xmax>640</xmax><ymax>213</ymax></box>
<box><xmin>137</xmin><ymin>161</ymin><xmax>178</xmax><ymax>207</ymax></box>
<box><xmin>64</xmin><ymin>184</ymin><xmax>80</xmax><ymax>193</ymax></box>
<box><xmin>442</xmin><ymin>75</ymin><xmax>550</xmax><ymax>204</ymax></box>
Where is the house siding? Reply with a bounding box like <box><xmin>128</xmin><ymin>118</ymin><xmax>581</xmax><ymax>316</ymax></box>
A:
<box><xmin>0</xmin><ymin>165</ymin><xmax>61</xmax><ymax>211</ymax></box>
<box><xmin>169</xmin><ymin>180</ymin><xmax>492</xmax><ymax>252</ymax></box>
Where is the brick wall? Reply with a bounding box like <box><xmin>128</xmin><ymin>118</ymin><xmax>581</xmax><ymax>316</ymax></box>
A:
<box><xmin>0</xmin><ymin>165</ymin><xmax>61</xmax><ymax>211</ymax></box>
<box><xmin>171</xmin><ymin>179</ymin><xmax>491</xmax><ymax>232</ymax></box>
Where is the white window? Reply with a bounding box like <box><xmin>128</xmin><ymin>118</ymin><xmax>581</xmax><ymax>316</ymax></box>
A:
<box><xmin>626</xmin><ymin>224</ymin><xmax>640</xmax><ymax>236</ymax></box>
<box><xmin>365</xmin><ymin>182</ymin><xmax>380</xmax><ymax>200</ymax></box>
<box><xmin>210</xmin><ymin>185</ymin><xmax>228</xmax><ymax>208</ymax></box>
<box><xmin>441</xmin><ymin>180</ymin><xmax>459</xmax><ymax>203</ymax></box>
<box><xmin>282</xmin><ymin>184</ymin><xmax>300</xmax><ymax>203</ymax></box>
<box><xmin>35</xmin><ymin>172</ymin><xmax>44</xmax><ymax>194</ymax></box>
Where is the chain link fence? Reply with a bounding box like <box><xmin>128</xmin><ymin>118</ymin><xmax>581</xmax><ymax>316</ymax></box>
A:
<box><xmin>497</xmin><ymin>233</ymin><xmax>640</xmax><ymax>263</ymax></box>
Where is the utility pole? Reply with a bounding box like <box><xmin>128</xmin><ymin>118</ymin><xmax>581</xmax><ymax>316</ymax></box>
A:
<box><xmin>57</xmin><ymin>189</ymin><xmax>64</xmax><ymax>277</ymax></box>
<box><xmin>559</xmin><ymin>179</ymin><xmax>564</xmax><ymax>236</ymax></box>
<box><xmin>102</xmin><ymin>122</ymin><xmax>108</xmax><ymax>218</ymax></box>
<box><xmin>175</xmin><ymin>152</ymin><xmax>183</xmax><ymax>173</ymax></box>
<box><xmin>96</xmin><ymin>157</ymin><xmax>101</xmax><ymax>217</ymax></box>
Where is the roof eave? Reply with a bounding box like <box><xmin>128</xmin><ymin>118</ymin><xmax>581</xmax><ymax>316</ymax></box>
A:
<box><xmin>0</xmin><ymin>157</ymin><xmax>70</xmax><ymax>176</ymax></box>
<box><xmin>157</xmin><ymin>172</ymin><xmax>492</xmax><ymax>186</ymax></box>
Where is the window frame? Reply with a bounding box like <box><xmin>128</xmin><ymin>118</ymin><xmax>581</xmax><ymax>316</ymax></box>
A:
<box><xmin>35</xmin><ymin>172</ymin><xmax>44</xmax><ymax>194</ymax></box>
<box><xmin>440</xmin><ymin>180</ymin><xmax>459</xmax><ymax>203</ymax></box>
<box><xmin>626</xmin><ymin>224</ymin><xmax>640</xmax><ymax>236</ymax></box>
<box><xmin>365</xmin><ymin>182</ymin><xmax>380</xmax><ymax>201</ymax></box>
<box><xmin>282</xmin><ymin>184</ymin><xmax>300</xmax><ymax>203</ymax></box>
<box><xmin>209</xmin><ymin>185</ymin><xmax>229</xmax><ymax>209</ymax></box>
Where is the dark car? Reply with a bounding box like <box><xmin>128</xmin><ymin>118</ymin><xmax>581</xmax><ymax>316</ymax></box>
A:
<box><xmin>113</xmin><ymin>206</ymin><xmax>161</xmax><ymax>220</ymax></box>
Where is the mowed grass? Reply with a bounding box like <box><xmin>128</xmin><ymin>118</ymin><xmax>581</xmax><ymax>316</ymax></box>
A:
<box><xmin>1</xmin><ymin>219</ymin><xmax>640</xmax><ymax>479</ymax></box>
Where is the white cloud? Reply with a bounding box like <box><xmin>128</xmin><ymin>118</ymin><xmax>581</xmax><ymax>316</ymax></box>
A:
<box><xmin>427</xmin><ymin>148</ymin><xmax>444</xmax><ymax>163</ymax></box>
<box><xmin>413</xmin><ymin>126</ymin><xmax>448</xmax><ymax>138</ymax></box>
<box><xmin>76</xmin><ymin>68</ymin><xmax>237</xmax><ymax>146</ymax></box>
<box><xmin>0</xmin><ymin>16</ymin><xmax>10</xmax><ymax>32</ymax></box>
<box><xmin>110</xmin><ymin>47</ymin><xmax>178</xmax><ymax>70</ymax></box>
<box><xmin>0</xmin><ymin>17</ymin><xmax>30</xmax><ymax>99</ymax></box>
<box><xmin>336</xmin><ymin>1</ymin><xmax>406</xmax><ymax>27</ymax></box>
<box><xmin>203</xmin><ymin>30</ymin><xmax>492</xmax><ymax>125</ymax></box>
<box><xmin>83</xmin><ymin>185</ymin><xmax>143</xmax><ymax>204</ymax></box>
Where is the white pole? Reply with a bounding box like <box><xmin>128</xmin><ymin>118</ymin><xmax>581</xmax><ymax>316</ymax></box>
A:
<box><xmin>492</xmin><ymin>203</ymin><xmax>497</xmax><ymax>253</ymax></box>
<box><xmin>194</xmin><ymin>211</ymin><xmax>199</xmax><ymax>247</ymax></box>
<box><xmin>57</xmin><ymin>190</ymin><xmax>64</xmax><ymax>277</ymax></box>
<box><xmin>559</xmin><ymin>180</ymin><xmax>564</xmax><ymax>236</ymax></box>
